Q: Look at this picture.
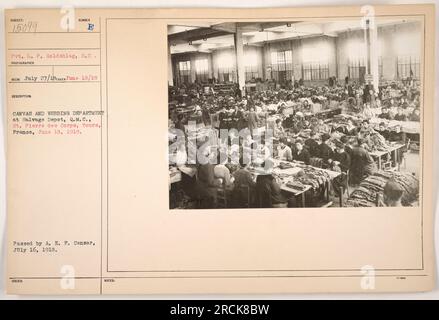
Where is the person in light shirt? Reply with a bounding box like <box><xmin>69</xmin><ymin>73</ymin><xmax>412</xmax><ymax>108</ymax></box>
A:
<box><xmin>276</xmin><ymin>138</ymin><xmax>293</xmax><ymax>161</ymax></box>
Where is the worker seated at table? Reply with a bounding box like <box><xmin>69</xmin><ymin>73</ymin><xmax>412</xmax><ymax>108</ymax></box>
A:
<box><xmin>376</xmin><ymin>179</ymin><xmax>404</xmax><ymax>207</ymax></box>
<box><xmin>331</xmin><ymin>140</ymin><xmax>351</xmax><ymax>173</ymax></box>
<box><xmin>304</xmin><ymin>132</ymin><xmax>320</xmax><ymax>158</ymax></box>
<box><xmin>318</xmin><ymin>133</ymin><xmax>334</xmax><ymax>168</ymax></box>
<box><xmin>394</xmin><ymin>107</ymin><xmax>408</xmax><ymax>121</ymax></box>
<box><xmin>330</xmin><ymin>140</ymin><xmax>351</xmax><ymax>197</ymax></box>
<box><xmin>292</xmin><ymin>139</ymin><xmax>310</xmax><ymax>165</ymax></box>
<box><xmin>196</xmin><ymin>149</ymin><xmax>222</xmax><ymax>208</ymax></box>
<box><xmin>231</xmin><ymin>157</ymin><xmax>256</xmax><ymax>208</ymax></box>
<box><xmin>340</xmin><ymin>118</ymin><xmax>358</xmax><ymax>136</ymax></box>
<box><xmin>387</xmin><ymin>124</ymin><xmax>404</xmax><ymax>143</ymax></box>
<box><xmin>376</xmin><ymin>122</ymin><xmax>391</xmax><ymax>141</ymax></box>
<box><xmin>349</xmin><ymin>138</ymin><xmax>377</xmax><ymax>185</ymax></box>
<box><xmin>378</xmin><ymin>106</ymin><xmax>393</xmax><ymax>120</ymax></box>
<box><xmin>409</xmin><ymin>108</ymin><xmax>420</xmax><ymax>122</ymax></box>
<box><xmin>358</xmin><ymin>119</ymin><xmax>376</xmax><ymax>139</ymax></box>
<box><xmin>340</xmin><ymin>135</ymin><xmax>353</xmax><ymax>157</ymax></box>
<box><xmin>315</xmin><ymin>118</ymin><xmax>330</xmax><ymax>134</ymax></box>
<box><xmin>255</xmin><ymin>159</ymin><xmax>288</xmax><ymax>208</ymax></box>
<box><xmin>387</xmin><ymin>125</ymin><xmax>407</xmax><ymax>165</ymax></box>
<box><xmin>276</xmin><ymin>138</ymin><xmax>293</xmax><ymax>161</ymax></box>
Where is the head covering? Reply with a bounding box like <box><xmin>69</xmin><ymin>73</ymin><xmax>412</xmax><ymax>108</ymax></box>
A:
<box><xmin>383</xmin><ymin>179</ymin><xmax>404</xmax><ymax>201</ymax></box>
<box><xmin>321</xmin><ymin>133</ymin><xmax>331</xmax><ymax>142</ymax></box>
<box><xmin>334</xmin><ymin>139</ymin><xmax>344</xmax><ymax>149</ymax></box>
<box><xmin>340</xmin><ymin>135</ymin><xmax>349</xmax><ymax>143</ymax></box>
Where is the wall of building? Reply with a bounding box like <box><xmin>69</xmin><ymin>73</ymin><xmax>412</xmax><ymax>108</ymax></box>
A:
<box><xmin>378</xmin><ymin>21</ymin><xmax>422</xmax><ymax>81</ymax></box>
<box><xmin>263</xmin><ymin>36</ymin><xmax>337</xmax><ymax>80</ymax></box>
<box><xmin>336</xmin><ymin>21</ymin><xmax>422</xmax><ymax>82</ymax></box>
<box><xmin>211</xmin><ymin>47</ymin><xmax>235</xmax><ymax>82</ymax></box>
<box><xmin>170</xmin><ymin>21</ymin><xmax>422</xmax><ymax>85</ymax></box>
<box><xmin>171</xmin><ymin>51</ymin><xmax>212</xmax><ymax>84</ymax></box>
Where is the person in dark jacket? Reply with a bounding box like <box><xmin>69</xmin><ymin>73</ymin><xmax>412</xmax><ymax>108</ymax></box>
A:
<box><xmin>175</xmin><ymin>114</ymin><xmax>186</xmax><ymax>132</ymax></box>
<box><xmin>255</xmin><ymin>160</ymin><xmax>287</xmax><ymax>208</ymax></box>
<box><xmin>201</xmin><ymin>106</ymin><xmax>211</xmax><ymax>126</ymax></box>
<box><xmin>340</xmin><ymin>135</ymin><xmax>353</xmax><ymax>158</ymax></box>
<box><xmin>332</xmin><ymin>140</ymin><xmax>351</xmax><ymax>173</ymax></box>
<box><xmin>232</xmin><ymin>157</ymin><xmax>256</xmax><ymax>208</ymax></box>
<box><xmin>394</xmin><ymin>107</ymin><xmax>408</xmax><ymax>121</ymax></box>
<box><xmin>349</xmin><ymin>138</ymin><xmax>377</xmax><ymax>185</ymax></box>
<box><xmin>409</xmin><ymin>108</ymin><xmax>420</xmax><ymax>121</ymax></box>
<box><xmin>292</xmin><ymin>139</ymin><xmax>311</xmax><ymax>165</ymax></box>
<box><xmin>388</xmin><ymin>125</ymin><xmax>404</xmax><ymax>143</ymax></box>
<box><xmin>331</xmin><ymin>140</ymin><xmax>352</xmax><ymax>196</ymax></box>
<box><xmin>318</xmin><ymin>133</ymin><xmax>334</xmax><ymax>168</ymax></box>
<box><xmin>305</xmin><ymin>133</ymin><xmax>320</xmax><ymax>158</ymax></box>
<box><xmin>378</xmin><ymin>106</ymin><xmax>392</xmax><ymax>120</ymax></box>
<box><xmin>219</xmin><ymin>106</ymin><xmax>233</xmax><ymax>130</ymax></box>
<box><xmin>230</xmin><ymin>104</ymin><xmax>245</xmax><ymax>131</ymax></box>
<box><xmin>377</xmin><ymin>179</ymin><xmax>404</xmax><ymax>207</ymax></box>
<box><xmin>376</xmin><ymin>122</ymin><xmax>391</xmax><ymax>141</ymax></box>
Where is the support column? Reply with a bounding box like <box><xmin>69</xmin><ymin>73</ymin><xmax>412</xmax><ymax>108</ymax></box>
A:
<box><xmin>190</xmin><ymin>55</ymin><xmax>197</xmax><ymax>83</ymax></box>
<box><xmin>364</xmin><ymin>19</ymin><xmax>379</xmax><ymax>92</ymax></box>
<box><xmin>234</xmin><ymin>27</ymin><xmax>246</xmax><ymax>96</ymax></box>
<box><xmin>167</xmin><ymin>43</ymin><xmax>174</xmax><ymax>86</ymax></box>
<box><xmin>370</xmin><ymin>24</ymin><xmax>379</xmax><ymax>92</ymax></box>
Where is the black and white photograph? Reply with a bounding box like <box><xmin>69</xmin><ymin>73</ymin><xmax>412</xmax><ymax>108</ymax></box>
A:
<box><xmin>168</xmin><ymin>18</ymin><xmax>422</xmax><ymax>209</ymax></box>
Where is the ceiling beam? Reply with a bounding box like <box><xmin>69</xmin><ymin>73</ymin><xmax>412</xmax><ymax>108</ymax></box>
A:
<box><xmin>168</xmin><ymin>27</ymin><xmax>232</xmax><ymax>45</ymax></box>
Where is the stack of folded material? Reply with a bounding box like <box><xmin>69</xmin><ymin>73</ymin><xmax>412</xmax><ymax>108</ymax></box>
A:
<box><xmin>309</xmin><ymin>157</ymin><xmax>324</xmax><ymax>168</ymax></box>
<box><xmin>278</xmin><ymin>161</ymin><xmax>294</xmax><ymax>170</ymax></box>
<box><xmin>346</xmin><ymin>171</ymin><xmax>419</xmax><ymax>207</ymax></box>
<box><xmin>294</xmin><ymin>166</ymin><xmax>331</xmax><ymax>191</ymax></box>
<box><xmin>369</xmin><ymin>132</ymin><xmax>391</xmax><ymax>152</ymax></box>
<box><xmin>285</xmin><ymin>181</ymin><xmax>308</xmax><ymax>191</ymax></box>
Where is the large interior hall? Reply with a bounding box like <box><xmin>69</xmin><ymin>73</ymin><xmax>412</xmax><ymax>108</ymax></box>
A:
<box><xmin>168</xmin><ymin>18</ymin><xmax>421</xmax><ymax>209</ymax></box>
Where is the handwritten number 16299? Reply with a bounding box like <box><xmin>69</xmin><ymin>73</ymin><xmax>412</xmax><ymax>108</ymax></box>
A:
<box><xmin>12</xmin><ymin>21</ymin><xmax>38</xmax><ymax>33</ymax></box>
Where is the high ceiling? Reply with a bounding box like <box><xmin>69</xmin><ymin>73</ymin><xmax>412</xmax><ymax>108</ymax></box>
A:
<box><xmin>169</xmin><ymin>19</ymin><xmax>415</xmax><ymax>54</ymax></box>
